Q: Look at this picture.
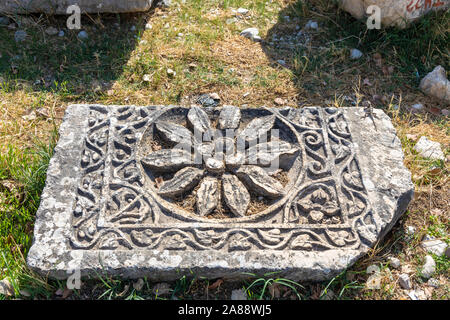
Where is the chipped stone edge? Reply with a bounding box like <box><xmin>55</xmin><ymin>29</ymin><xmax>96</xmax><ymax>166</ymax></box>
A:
<box><xmin>345</xmin><ymin>107</ymin><xmax>414</xmax><ymax>244</ymax></box>
<box><xmin>27</xmin><ymin>105</ymin><xmax>413</xmax><ymax>281</ymax></box>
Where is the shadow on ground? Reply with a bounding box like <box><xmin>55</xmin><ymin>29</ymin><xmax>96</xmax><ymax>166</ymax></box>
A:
<box><xmin>0</xmin><ymin>10</ymin><xmax>156</xmax><ymax>98</ymax></box>
<box><xmin>260</xmin><ymin>0</ymin><xmax>449</xmax><ymax>109</ymax></box>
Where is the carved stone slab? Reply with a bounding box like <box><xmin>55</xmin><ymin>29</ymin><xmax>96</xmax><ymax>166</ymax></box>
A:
<box><xmin>26</xmin><ymin>105</ymin><xmax>414</xmax><ymax>281</ymax></box>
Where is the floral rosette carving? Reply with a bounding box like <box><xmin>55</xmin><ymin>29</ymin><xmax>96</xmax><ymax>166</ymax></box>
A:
<box><xmin>140</xmin><ymin>106</ymin><xmax>299</xmax><ymax>217</ymax></box>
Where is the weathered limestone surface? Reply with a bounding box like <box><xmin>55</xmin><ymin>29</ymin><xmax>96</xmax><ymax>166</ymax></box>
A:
<box><xmin>0</xmin><ymin>0</ymin><xmax>153</xmax><ymax>14</ymax></box>
<box><xmin>27</xmin><ymin>105</ymin><xmax>414</xmax><ymax>281</ymax></box>
<box><xmin>339</xmin><ymin>0</ymin><xmax>449</xmax><ymax>28</ymax></box>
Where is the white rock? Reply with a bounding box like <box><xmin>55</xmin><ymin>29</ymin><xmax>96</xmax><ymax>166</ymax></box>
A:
<box><xmin>305</xmin><ymin>20</ymin><xmax>318</xmax><ymax>30</ymax></box>
<box><xmin>240</xmin><ymin>27</ymin><xmax>259</xmax><ymax>41</ymax></box>
<box><xmin>167</xmin><ymin>68</ymin><xmax>176</xmax><ymax>77</ymax></box>
<box><xmin>231</xmin><ymin>289</ymin><xmax>247</xmax><ymax>300</ymax></box>
<box><xmin>143</xmin><ymin>74</ymin><xmax>152</xmax><ymax>82</ymax></box>
<box><xmin>366</xmin><ymin>264</ymin><xmax>380</xmax><ymax>274</ymax></box>
<box><xmin>406</xmin><ymin>226</ymin><xmax>416</xmax><ymax>236</ymax></box>
<box><xmin>78</xmin><ymin>30</ymin><xmax>89</xmax><ymax>40</ymax></box>
<box><xmin>338</xmin><ymin>0</ymin><xmax>449</xmax><ymax>28</ymax></box>
<box><xmin>398</xmin><ymin>273</ymin><xmax>412</xmax><ymax>290</ymax></box>
<box><xmin>414</xmin><ymin>136</ymin><xmax>445</xmax><ymax>160</ymax></box>
<box><xmin>421</xmin><ymin>255</ymin><xmax>436</xmax><ymax>279</ymax></box>
<box><xmin>237</xmin><ymin>8</ymin><xmax>249</xmax><ymax>15</ymax></box>
<box><xmin>388</xmin><ymin>257</ymin><xmax>401</xmax><ymax>269</ymax></box>
<box><xmin>145</xmin><ymin>23</ymin><xmax>152</xmax><ymax>30</ymax></box>
<box><xmin>350</xmin><ymin>48</ymin><xmax>363</xmax><ymax>60</ymax></box>
<box><xmin>421</xmin><ymin>237</ymin><xmax>448</xmax><ymax>256</ymax></box>
<box><xmin>419</xmin><ymin>66</ymin><xmax>450</xmax><ymax>103</ymax></box>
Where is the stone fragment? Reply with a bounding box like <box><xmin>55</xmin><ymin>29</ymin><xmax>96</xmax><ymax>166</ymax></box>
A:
<box><xmin>305</xmin><ymin>20</ymin><xmax>318</xmax><ymax>30</ymax></box>
<box><xmin>196</xmin><ymin>177</ymin><xmax>219</xmax><ymax>216</ymax></box>
<box><xmin>398</xmin><ymin>273</ymin><xmax>412</xmax><ymax>290</ymax></box>
<box><xmin>421</xmin><ymin>255</ymin><xmax>436</xmax><ymax>279</ymax></box>
<box><xmin>77</xmin><ymin>30</ymin><xmax>88</xmax><ymax>40</ymax></box>
<box><xmin>421</xmin><ymin>237</ymin><xmax>448</xmax><ymax>256</ymax></box>
<box><xmin>338</xmin><ymin>0</ymin><xmax>449</xmax><ymax>28</ymax></box>
<box><xmin>388</xmin><ymin>257</ymin><xmax>401</xmax><ymax>269</ymax></box>
<box><xmin>0</xmin><ymin>1</ymin><xmax>155</xmax><ymax>14</ymax></box>
<box><xmin>414</xmin><ymin>136</ymin><xmax>445</xmax><ymax>160</ymax></box>
<box><xmin>237</xmin><ymin>8</ymin><xmax>249</xmax><ymax>15</ymax></box>
<box><xmin>196</xmin><ymin>94</ymin><xmax>219</xmax><ymax>108</ymax></box>
<box><xmin>419</xmin><ymin>66</ymin><xmax>450</xmax><ymax>104</ymax></box>
<box><xmin>219</xmin><ymin>105</ymin><xmax>241</xmax><ymax>129</ymax></box>
<box><xmin>158</xmin><ymin>167</ymin><xmax>204</xmax><ymax>197</ymax></box>
<box><xmin>26</xmin><ymin>105</ymin><xmax>414</xmax><ymax>282</ymax></box>
<box><xmin>236</xmin><ymin>165</ymin><xmax>284</xmax><ymax>198</ymax></box>
<box><xmin>222</xmin><ymin>173</ymin><xmax>250</xmax><ymax>217</ymax></box>
<box><xmin>350</xmin><ymin>48</ymin><xmax>363</xmax><ymax>60</ymax></box>
<box><xmin>240</xmin><ymin>27</ymin><xmax>260</xmax><ymax>41</ymax></box>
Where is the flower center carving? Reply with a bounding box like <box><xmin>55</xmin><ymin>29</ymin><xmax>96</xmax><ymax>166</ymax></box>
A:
<box><xmin>141</xmin><ymin>106</ymin><xmax>299</xmax><ymax>217</ymax></box>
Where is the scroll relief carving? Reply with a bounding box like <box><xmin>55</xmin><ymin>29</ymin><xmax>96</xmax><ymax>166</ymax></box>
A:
<box><xmin>70</xmin><ymin>106</ymin><xmax>379</xmax><ymax>252</ymax></box>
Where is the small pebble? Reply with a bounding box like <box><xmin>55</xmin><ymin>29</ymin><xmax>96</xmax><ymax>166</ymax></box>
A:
<box><xmin>350</xmin><ymin>48</ymin><xmax>363</xmax><ymax>60</ymax></box>
<box><xmin>388</xmin><ymin>257</ymin><xmax>401</xmax><ymax>269</ymax></box>
<box><xmin>398</xmin><ymin>273</ymin><xmax>412</xmax><ymax>290</ymax></box>
<box><xmin>145</xmin><ymin>23</ymin><xmax>152</xmax><ymax>30</ymax></box>
<box><xmin>78</xmin><ymin>30</ymin><xmax>88</xmax><ymax>40</ymax></box>
<box><xmin>237</xmin><ymin>8</ymin><xmax>249</xmax><ymax>15</ymax></box>
<box><xmin>305</xmin><ymin>20</ymin><xmax>318</xmax><ymax>30</ymax></box>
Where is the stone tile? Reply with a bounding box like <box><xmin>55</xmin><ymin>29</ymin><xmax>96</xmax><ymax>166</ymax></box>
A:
<box><xmin>26</xmin><ymin>105</ymin><xmax>414</xmax><ymax>281</ymax></box>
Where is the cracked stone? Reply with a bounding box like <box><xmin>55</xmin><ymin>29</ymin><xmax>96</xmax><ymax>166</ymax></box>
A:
<box><xmin>26</xmin><ymin>105</ymin><xmax>414</xmax><ymax>282</ymax></box>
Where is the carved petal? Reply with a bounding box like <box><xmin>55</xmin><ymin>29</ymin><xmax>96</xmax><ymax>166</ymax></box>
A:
<box><xmin>238</xmin><ymin>115</ymin><xmax>275</xmax><ymax>142</ymax></box>
<box><xmin>196</xmin><ymin>177</ymin><xmax>219</xmax><ymax>216</ymax></box>
<box><xmin>222</xmin><ymin>174</ymin><xmax>250</xmax><ymax>217</ymax></box>
<box><xmin>187</xmin><ymin>106</ymin><xmax>211</xmax><ymax>134</ymax></box>
<box><xmin>219</xmin><ymin>105</ymin><xmax>241</xmax><ymax>129</ymax></box>
<box><xmin>246</xmin><ymin>141</ymin><xmax>298</xmax><ymax>166</ymax></box>
<box><xmin>156</xmin><ymin>121</ymin><xmax>194</xmax><ymax>146</ymax></box>
<box><xmin>236</xmin><ymin>165</ymin><xmax>284</xmax><ymax>198</ymax></box>
<box><xmin>141</xmin><ymin>149</ymin><xmax>192</xmax><ymax>171</ymax></box>
<box><xmin>158</xmin><ymin>167</ymin><xmax>204</xmax><ymax>197</ymax></box>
